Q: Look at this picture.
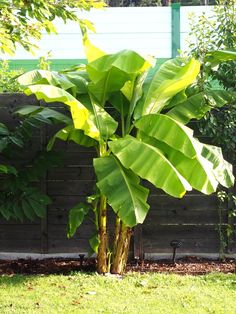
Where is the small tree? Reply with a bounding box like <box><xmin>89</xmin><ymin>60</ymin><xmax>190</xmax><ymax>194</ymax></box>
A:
<box><xmin>188</xmin><ymin>0</ymin><xmax>236</xmax><ymax>159</ymax></box>
<box><xmin>0</xmin><ymin>0</ymin><xmax>104</xmax><ymax>56</ymax></box>
<box><xmin>17</xmin><ymin>36</ymin><xmax>236</xmax><ymax>274</ymax></box>
<box><xmin>188</xmin><ymin>0</ymin><xmax>236</xmax><ymax>258</ymax></box>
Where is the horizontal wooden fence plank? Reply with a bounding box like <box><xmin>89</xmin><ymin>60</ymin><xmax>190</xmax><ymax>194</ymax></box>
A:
<box><xmin>47</xmin><ymin>180</ymin><xmax>95</xmax><ymax>196</ymax></box>
<box><xmin>142</xmin><ymin>225</ymin><xmax>220</xmax><ymax>254</ymax></box>
<box><xmin>47</xmin><ymin>166</ymin><xmax>96</xmax><ymax>181</ymax></box>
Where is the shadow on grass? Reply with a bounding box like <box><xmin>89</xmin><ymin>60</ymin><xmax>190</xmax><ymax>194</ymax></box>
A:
<box><xmin>0</xmin><ymin>274</ymin><xmax>39</xmax><ymax>286</ymax></box>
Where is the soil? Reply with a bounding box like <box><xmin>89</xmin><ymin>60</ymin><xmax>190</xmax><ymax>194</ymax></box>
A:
<box><xmin>0</xmin><ymin>256</ymin><xmax>235</xmax><ymax>276</ymax></box>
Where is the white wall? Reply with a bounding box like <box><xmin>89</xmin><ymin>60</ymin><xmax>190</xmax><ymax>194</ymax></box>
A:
<box><xmin>7</xmin><ymin>6</ymin><xmax>214</xmax><ymax>60</ymax></box>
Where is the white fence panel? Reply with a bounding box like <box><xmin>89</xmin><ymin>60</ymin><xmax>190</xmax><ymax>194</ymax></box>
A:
<box><xmin>7</xmin><ymin>6</ymin><xmax>217</xmax><ymax>60</ymax></box>
<box><xmin>8</xmin><ymin>7</ymin><xmax>171</xmax><ymax>60</ymax></box>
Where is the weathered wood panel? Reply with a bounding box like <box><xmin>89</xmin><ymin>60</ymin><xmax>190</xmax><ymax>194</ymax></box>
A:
<box><xmin>0</xmin><ymin>225</ymin><xmax>41</xmax><ymax>252</ymax></box>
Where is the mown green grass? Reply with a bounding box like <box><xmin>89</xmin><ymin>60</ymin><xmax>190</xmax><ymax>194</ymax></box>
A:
<box><xmin>0</xmin><ymin>272</ymin><xmax>236</xmax><ymax>314</ymax></box>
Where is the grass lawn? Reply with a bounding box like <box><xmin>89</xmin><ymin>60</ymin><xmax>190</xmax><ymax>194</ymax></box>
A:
<box><xmin>0</xmin><ymin>272</ymin><xmax>236</xmax><ymax>314</ymax></box>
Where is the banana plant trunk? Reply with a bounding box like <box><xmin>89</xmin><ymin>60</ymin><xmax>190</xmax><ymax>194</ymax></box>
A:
<box><xmin>111</xmin><ymin>223</ymin><xmax>132</xmax><ymax>274</ymax></box>
<box><xmin>97</xmin><ymin>195</ymin><xmax>108</xmax><ymax>274</ymax></box>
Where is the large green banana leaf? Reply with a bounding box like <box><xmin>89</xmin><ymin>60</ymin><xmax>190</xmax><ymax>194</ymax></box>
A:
<box><xmin>18</xmin><ymin>69</ymin><xmax>89</xmax><ymax>98</ymax></box>
<box><xmin>167</xmin><ymin>90</ymin><xmax>236</xmax><ymax>124</ymax></box>
<box><xmin>139</xmin><ymin>130</ymin><xmax>234</xmax><ymax>194</ymax></box>
<box><xmin>88</xmin><ymin>66</ymin><xmax>130</xmax><ymax>106</ymax></box>
<box><xmin>91</xmin><ymin>102</ymin><xmax>118</xmax><ymax>140</ymax></box>
<box><xmin>153</xmin><ymin>139</ymin><xmax>218</xmax><ymax>194</ymax></box>
<box><xmin>108</xmin><ymin>71</ymin><xmax>149</xmax><ymax>133</ymax></box>
<box><xmin>67</xmin><ymin>202</ymin><xmax>91</xmax><ymax>238</ymax></box>
<box><xmin>135</xmin><ymin>114</ymin><xmax>197</xmax><ymax>158</ymax></box>
<box><xmin>134</xmin><ymin>58</ymin><xmax>200</xmax><ymax>118</ymax></box>
<box><xmin>87</xmin><ymin>50</ymin><xmax>152</xmax><ymax>106</ymax></box>
<box><xmin>61</xmin><ymin>72</ymin><xmax>88</xmax><ymax>95</ymax></box>
<box><xmin>16</xmin><ymin>105</ymin><xmax>72</xmax><ymax>125</ymax></box>
<box><xmin>47</xmin><ymin>125</ymin><xmax>97</xmax><ymax>151</ymax></box>
<box><xmin>109</xmin><ymin>135</ymin><xmax>192</xmax><ymax>198</ymax></box>
<box><xmin>87</xmin><ymin>50</ymin><xmax>152</xmax><ymax>83</ymax></box>
<box><xmin>138</xmin><ymin>132</ymin><xmax>220</xmax><ymax>195</ymax></box>
<box><xmin>18</xmin><ymin>69</ymin><xmax>75</xmax><ymax>90</ymax></box>
<box><xmin>165</xmin><ymin>89</ymin><xmax>188</xmax><ymax>110</ymax></box>
<box><xmin>94</xmin><ymin>155</ymin><xmax>149</xmax><ymax>227</ymax></box>
<box><xmin>120</xmin><ymin>65</ymin><xmax>150</xmax><ymax>103</ymax></box>
<box><xmin>24</xmin><ymin>84</ymin><xmax>100</xmax><ymax>140</ymax></box>
<box><xmin>205</xmin><ymin>49</ymin><xmax>236</xmax><ymax>66</ymax></box>
<box><xmin>124</xmin><ymin>71</ymin><xmax>150</xmax><ymax>132</ymax></box>
<box><xmin>109</xmin><ymin>91</ymin><xmax>130</xmax><ymax>117</ymax></box>
<box><xmin>201</xmin><ymin>143</ymin><xmax>234</xmax><ymax>188</ymax></box>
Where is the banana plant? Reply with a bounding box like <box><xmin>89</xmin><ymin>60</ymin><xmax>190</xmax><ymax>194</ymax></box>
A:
<box><xmin>18</xmin><ymin>40</ymin><xmax>236</xmax><ymax>274</ymax></box>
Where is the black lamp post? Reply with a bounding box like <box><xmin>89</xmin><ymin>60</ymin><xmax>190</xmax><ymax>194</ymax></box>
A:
<box><xmin>79</xmin><ymin>254</ymin><xmax>85</xmax><ymax>267</ymax></box>
<box><xmin>170</xmin><ymin>240</ymin><xmax>182</xmax><ymax>264</ymax></box>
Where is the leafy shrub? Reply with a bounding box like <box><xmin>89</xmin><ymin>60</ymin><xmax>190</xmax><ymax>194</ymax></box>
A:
<box><xmin>0</xmin><ymin>60</ymin><xmax>23</xmax><ymax>93</ymax></box>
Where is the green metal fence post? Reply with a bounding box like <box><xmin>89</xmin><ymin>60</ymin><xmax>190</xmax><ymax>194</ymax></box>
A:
<box><xmin>171</xmin><ymin>3</ymin><xmax>181</xmax><ymax>58</ymax></box>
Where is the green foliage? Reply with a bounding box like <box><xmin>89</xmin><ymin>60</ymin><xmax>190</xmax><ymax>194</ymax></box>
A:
<box><xmin>0</xmin><ymin>60</ymin><xmax>23</xmax><ymax>92</ymax></box>
<box><xmin>198</xmin><ymin>105</ymin><xmax>236</xmax><ymax>163</ymax></box>
<box><xmin>190</xmin><ymin>0</ymin><xmax>236</xmax><ymax>162</ymax></box>
<box><xmin>0</xmin><ymin>0</ymin><xmax>104</xmax><ymax>56</ymax></box>
<box><xmin>0</xmin><ymin>105</ymin><xmax>69</xmax><ymax>221</ymax></box>
<box><xmin>94</xmin><ymin>155</ymin><xmax>149</xmax><ymax>226</ymax></box>
<box><xmin>0</xmin><ymin>150</ymin><xmax>61</xmax><ymax>221</ymax></box>
<box><xmin>18</xmin><ymin>36</ymin><xmax>236</xmax><ymax>273</ymax></box>
<box><xmin>37</xmin><ymin>51</ymin><xmax>52</xmax><ymax>71</ymax></box>
<box><xmin>67</xmin><ymin>202</ymin><xmax>91</xmax><ymax>238</ymax></box>
<box><xmin>187</xmin><ymin>1</ymin><xmax>236</xmax><ymax>159</ymax></box>
<box><xmin>188</xmin><ymin>2</ymin><xmax>236</xmax><ymax>162</ymax></box>
<box><xmin>188</xmin><ymin>0</ymin><xmax>236</xmax><ymax>258</ymax></box>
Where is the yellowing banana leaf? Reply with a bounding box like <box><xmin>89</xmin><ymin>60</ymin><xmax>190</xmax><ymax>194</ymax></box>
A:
<box><xmin>78</xmin><ymin>94</ymin><xmax>118</xmax><ymax>140</ymax></box>
<box><xmin>81</xmin><ymin>26</ymin><xmax>106</xmax><ymax>63</ymax></box>
<box><xmin>94</xmin><ymin>155</ymin><xmax>149</xmax><ymax>227</ymax></box>
<box><xmin>134</xmin><ymin>58</ymin><xmax>200</xmax><ymax>118</ymax></box>
<box><xmin>135</xmin><ymin>114</ymin><xmax>197</xmax><ymax>158</ymax></box>
<box><xmin>109</xmin><ymin>135</ymin><xmax>192</xmax><ymax>198</ymax></box>
<box><xmin>167</xmin><ymin>90</ymin><xmax>236</xmax><ymax>124</ymax></box>
<box><xmin>24</xmin><ymin>84</ymin><xmax>100</xmax><ymax>140</ymax></box>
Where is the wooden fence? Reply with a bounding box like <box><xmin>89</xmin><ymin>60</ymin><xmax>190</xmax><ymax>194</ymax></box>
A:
<box><xmin>0</xmin><ymin>94</ymin><xmax>235</xmax><ymax>259</ymax></box>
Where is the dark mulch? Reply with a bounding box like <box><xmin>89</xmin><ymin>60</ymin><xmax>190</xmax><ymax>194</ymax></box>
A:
<box><xmin>0</xmin><ymin>256</ymin><xmax>235</xmax><ymax>275</ymax></box>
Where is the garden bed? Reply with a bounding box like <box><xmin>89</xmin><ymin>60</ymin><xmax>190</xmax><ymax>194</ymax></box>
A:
<box><xmin>0</xmin><ymin>257</ymin><xmax>235</xmax><ymax>276</ymax></box>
